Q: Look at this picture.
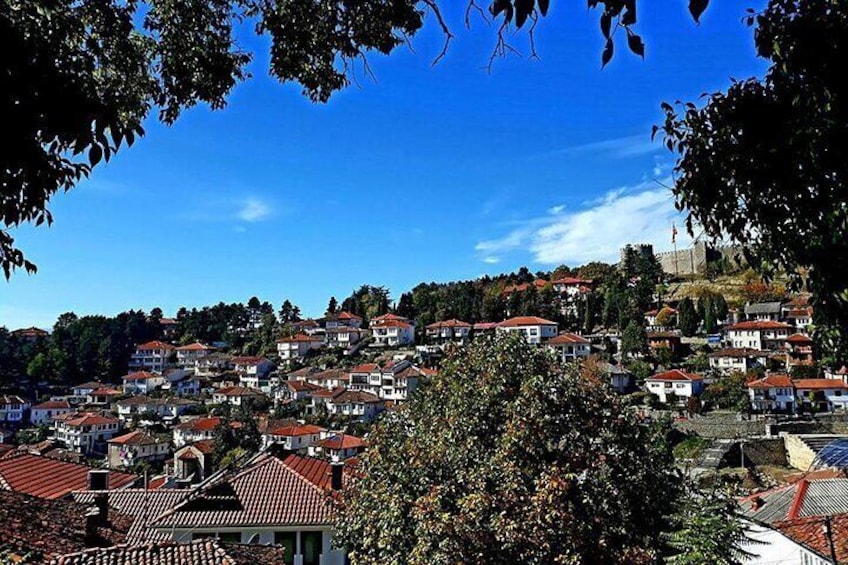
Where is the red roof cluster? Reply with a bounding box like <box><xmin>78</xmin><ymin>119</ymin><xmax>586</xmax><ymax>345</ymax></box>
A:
<box><xmin>547</xmin><ymin>333</ymin><xmax>590</xmax><ymax>345</ymax></box>
<box><xmin>747</xmin><ymin>374</ymin><xmax>794</xmax><ymax>389</ymax></box>
<box><xmin>426</xmin><ymin>319</ymin><xmax>472</xmax><ymax>329</ymax></box>
<box><xmin>314</xmin><ymin>434</ymin><xmax>366</xmax><ymax>450</ymax></box>
<box><xmin>277</xmin><ymin>333</ymin><xmax>323</xmax><ymax>343</ymax></box>
<box><xmin>176</xmin><ymin>342</ymin><xmax>216</xmax><ymax>351</ymax></box>
<box><xmin>0</xmin><ymin>453</ymin><xmax>136</xmax><ymax>499</ymax></box>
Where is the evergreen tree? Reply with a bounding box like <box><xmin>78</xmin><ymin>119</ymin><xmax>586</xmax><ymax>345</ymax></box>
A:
<box><xmin>327</xmin><ymin>296</ymin><xmax>338</xmax><ymax>315</ymax></box>
<box><xmin>621</xmin><ymin>321</ymin><xmax>648</xmax><ymax>358</ymax></box>
<box><xmin>677</xmin><ymin>298</ymin><xmax>699</xmax><ymax>337</ymax></box>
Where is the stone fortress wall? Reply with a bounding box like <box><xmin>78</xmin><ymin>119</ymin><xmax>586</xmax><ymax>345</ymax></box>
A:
<box><xmin>622</xmin><ymin>242</ymin><xmax>746</xmax><ymax>276</ymax></box>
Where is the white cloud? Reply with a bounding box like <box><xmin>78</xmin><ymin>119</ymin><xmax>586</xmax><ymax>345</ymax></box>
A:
<box><xmin>476</xmin><ymin>179</ymin><xmax>693</xmax><ymax>266</ymax></box>
<box><xmin>237</xmin><ymin>197</ymin><xmax>272</xmax><ymax>223</ymax></box>
<box><xmin>548</xmin><ymin>205</ymin><xmax>565</xmax><ymax>215</ymax></box>
<box><xmin>482</xmin><ymin>256</ymin><xmax>501</xmax><ymax>264</ymax></box>
<box><xmin>561</xmin><ymin>134</ymin><xmax>661</xmax><ymax>159</ymax></box>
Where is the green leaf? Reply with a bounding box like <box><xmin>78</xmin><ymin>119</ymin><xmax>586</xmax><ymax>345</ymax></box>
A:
<box><xmin>537</xmin><ymin>0</ymin><xmax>549</xmax><ymax>16</ymax></box>
<box><xmin>627</xmin><ymin>33</ymin><xmax>645</xmax><ymax>58</ymax></box>
<box><xmin>89</xmin><ymin>144</ymin><xmax>103</xmax><ymax>167</ymax></box>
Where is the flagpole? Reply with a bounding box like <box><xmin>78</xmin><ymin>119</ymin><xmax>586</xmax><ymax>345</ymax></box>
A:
<box><xmin>672</xmin><ymin>223</ymin><xmax>679</xmax><ymax>277</ymax></box>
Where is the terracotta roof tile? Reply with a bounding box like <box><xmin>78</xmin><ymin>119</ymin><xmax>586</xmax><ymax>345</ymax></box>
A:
<box><xmin>0</xmin><ymin>453</ymin><xmax>136</xmax><ymax>499</ymax></box>
<box><xmin>498</xmin><ymin>316</ymin><xmax>558</xmax><ymax>327</ymax></box>
<box><xmin>547</xmin><ymin>333</ymin><xmax>590</xmax><ymax>345</ymax></box>
<box><xmin>647</xmin><ymin>369</ymin><xmax>703</xmax><ymax>382</ymax></box>
<box><xmin>135</xmin><ymin>341</ymin><xmax>175</xmax><ymax>351</ymax></box>
<box><xmin>727</xmin><ymin>320</ymin><xmax>792</xmax><ymax>331</ymax></box>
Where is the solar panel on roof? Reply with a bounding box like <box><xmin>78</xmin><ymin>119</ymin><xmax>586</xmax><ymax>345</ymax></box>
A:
<box><xmin>813</xmin><ymin>439</ymin><xmax>848</xmax><ymax>469</ymax></box>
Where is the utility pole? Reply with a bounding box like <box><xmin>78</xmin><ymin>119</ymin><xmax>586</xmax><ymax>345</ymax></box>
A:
<box><xmin>824</xmin><ymin>516</ymin><xmax>839</xmax><ymax>565</ymax></box>
<box><xmin>740</xmin><ymin>442</ymin><xmax>745</xmax><ymax>469</ymax></box>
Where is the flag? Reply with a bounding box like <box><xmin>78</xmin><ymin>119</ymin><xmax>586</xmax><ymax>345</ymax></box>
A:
<box><xmin>672</xmin><ymin>224</ymin><xmax>678</xmax><ymax>244</ymax></box>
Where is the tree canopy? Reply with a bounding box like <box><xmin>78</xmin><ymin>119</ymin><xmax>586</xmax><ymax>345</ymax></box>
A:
<box><xmin>335</xmin><ymin>333</ymin><xmax>686</xmax><ymax>564</ymax></box>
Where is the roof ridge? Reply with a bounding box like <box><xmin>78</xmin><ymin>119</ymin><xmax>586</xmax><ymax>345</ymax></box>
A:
<box><xmin>787</xmin><ymin>479</ymin><xmax>810</xmax><ymax>520</ymax></box>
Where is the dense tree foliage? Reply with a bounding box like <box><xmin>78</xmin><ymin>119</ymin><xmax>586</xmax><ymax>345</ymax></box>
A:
<box><xmin>677</xmin><ymin>298</ymin><xmax>699</xmax><ymax>337</ymax></box>
<box><xmin>335</xmin><ymin>332</ymin><xmax>747</xmax><ymax>564</ymax></box>
<box><xmin>658</xmin><ymin>0</ymin><xmax>848</xmax><ymax>360</ymax></box>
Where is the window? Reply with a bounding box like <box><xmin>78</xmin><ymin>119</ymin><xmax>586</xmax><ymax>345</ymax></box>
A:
<box><xmin>302</xmin><ymin>531</ymin><xmax>323</xmax><ymax>565</ymax></box>
<box><xmin>217</xmin><ymin>532</ymin><xmax>241</xmax><ymax>543</ymax></box>
<box><xmin>274</xmin><ymin>532</ymin><xmax>296</xmax><ymax>565</ymax></box>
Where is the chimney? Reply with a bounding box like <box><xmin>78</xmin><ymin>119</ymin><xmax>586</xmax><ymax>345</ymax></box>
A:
<box><xmin>94</xmin><ymin>492</ymin><xmax>109</xmax><ymax>525</ymax></box>
<box><xmin>88</xmin><ymin>469</ymin><xmax>109</xmax><ymax>491</ymax></box>
<box><xmin>331</xmin><ymin>461</ymin><xmax>344</xmax><ymax>491</ymax></box>
<box><xmin>84</xmin><ymin>508</ymin><xmax>100</xmax><ymax>546</ymax></box>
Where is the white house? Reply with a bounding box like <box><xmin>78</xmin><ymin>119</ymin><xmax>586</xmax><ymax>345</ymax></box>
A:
<box><xmin>115</xmin><ymin>395</ymin><xmax>198</xmax><ymax>423</ymax></box>
<box><xmin>425</xmin><ymin>319</ymin><xmax>472</xmax><ymax>343</ymax></box>
<box><xmin>29</xmin><ymin>400</ymin><xmax>72</xmax><ymax>426</ymax></box>
<box><xmin>744</xmin><ymin>301</ymin><xmax>785</xmax><ymax>322</ymax></box>
<box><xmin>328</xmin><ymin>390</ymin><xmax>385</xmax><ymax>422</ymax></box>
<box><xmin>122</xmin><ymin>371</ymin><xmax>166</xmax><ymax>395</ymax></box>
<box><xmin>309</xmin><ymin>433</ymin><xmax>366</xmax><ymax>462</ymax></box>
<box><xmin>107</xmin><ymin>430</ymin><xmax>171</xmax><ymax>469</ymax></box>
<box><xmin>747</xmin><ymin>374</ymin><xmax>796</xmax><ymax>412</ymax></box>
<box><xmin>0</xmin><ymin>395</ymin><xmax>30</xmax><ymax>423</ymax></box>
<box><xmin>347</xmin><ymin>363</ymin><xmax>382</xmax><ymax>396</ymax></box>
<box><xmin>726</xmin><ymin>321</ymin><xmax>792</xmax><ymax>351</ymax></box>
<box><xmin>551</xmin><ymin>277</ymin><xmax>593</xmax><ymax>296</ymax></box>
<box><xmin>324</xmin><ymin>326</ymin><xmax>367</xmax><ymax>350</ymax></box>
<box><xmin>322</xmin><ymin>311</ymin><xmax>363</xmax><ymax>329</ymax></box>
<box><xmin>497</xmin><ymin>316</ymin><xmax>559</xmax><ymax>344</ymax></box>
<box><xmin>645</xmin><ymin>370</ymin><xmax>705</xmax><ymax>404</ymax></box>
<box><xmin>277</xmin><ymin>334</ymin><xmax>324</xmax><ymax>361</ymax></box>
<box><xmin>232</xmin><ymin>356</ymin><xmax>275</xmax><ymax>379</ymax></box>
<box><xmin>370</xmin><ymin>319</ymin><xmax>415</xmax><ymax>347</ymax></box>
<box><xmin>793</xmin><ymin>379</ymin><xmax>848</xmax><ymax>413</ymax></box>
<box><xmin>150</xmin><ymin>453</ymin><xmax>348</xmax><ymax>565</ymax></box>
<box><xmin>708</xmin><ymin>348</ymin><xmax>770</xmax><ymax>374</ymax></box>
<box><xmin>175</xmin><ymin>342</ymin><xmax>217</xmax><ymax>367</ymax></box>
<box><xmin>262</xmin><ymin>423</ymin><xmax>326</xmax><ymax>451</ymax></box>
<box><xmin>53</xmin><ymin>412</ymin><xmax>122</xmax><ymax>454</ymax></box>
<box><xmin>72</xmin><ymin>381</ymin><xmax>104</xmax><ymax>398</ymax></box>
<box><xmin>173</xmin><ymin>417</ymin><xmax>223</xmax><ymax>448</ymax></box>
<box><xmin>211</xmin><ymin>386</ymin><xmax>266</xmax><ymax>407</ymax></box>
<box><xmin>545</xmin><ymin>333</ymin><xmax>591</xmax><ymax>363</ymax></box>
<box><xmin>128</xmin><ymin>340</ymin><xmax>175</xmax><ymax>372</ymax></box>
<box><xmin>194</xmin><ymin>352</ymin><xmax>234</xmax><ymax>376</ymax></box>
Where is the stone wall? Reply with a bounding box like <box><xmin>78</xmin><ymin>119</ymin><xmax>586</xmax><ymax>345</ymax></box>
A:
<box><xmin>674</xmin><ymin>412</ymin><xmax>767</xmax><ymax>438</ymax></box>
<box><xmin>720</xmin><ymin>439</ymin><xmax>787</xmax><ymax>469</ymax></box>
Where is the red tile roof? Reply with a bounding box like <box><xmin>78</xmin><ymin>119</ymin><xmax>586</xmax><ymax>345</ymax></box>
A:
<box><xmin>268</xmin><ymin>424</ymin><xmax>326</xmax><ymax>437</ymax></box>
<box><xmin>793</xmin><ymin>379</ymin><xmax>848</xmax><ymax>390</ymax></box>
<box><xmin>748</xmin><ymin>374</ymin><xmax>794</xmax><ymax>388</ymax></box>
<box><xmin>371</xmin><ymin>313</ymin><xmax>408</xmax><ymax>322</ymax></box>
<box><xmin>547</xmin><ymin>333</ymin><xmax>590</xmax><ymax>345</ymax></box>
<box><xmin>32</xmin><ymin>400</ymin><xmax>71</xmax><ymax>410</ymax></box>
<box><xmin>498</xmin><ymin>316</ymin><xmax>558</xmax><ymax>327</ymax></box>
<box><xmin>123</xmin><ymin>371</ymin><xmax>160</xmax><ymax>382</ymax></box>
<box><xmin>277</xmin><ymin>333</ymin><xmax>323</xmax><ymax>343</ymax></box>
<box><xmin>551</xmin><ymin>276</ymin><xmax>593</xmax><ymax>286</ymax></box>
<box><xmin>280</xmin><ymin>453</ymin><xmax>350</xmax><ymax>490</ymax></box>
<box><xmin>176</xmin><ymin>342</ymin><xmax>216</xmax><ymax>351</ymax></box>
<box><xmin>52</xmin><ymin>539</ymin><xmax>295</xmax><ymax>565</ymax></box>
<box><xmin>312</xmin><ymin>387</ymin><xmax>346</xmax><ymax>399</ymax></box>
<box><xmin>336</xmin><ymin>311</ymin><xmax>362</xmax><ymax>320</ymax></box>
<box><xmin>135</xmin><ymin>340</ymin><xmax>175</xmax><ymax>351</ymax></box>
<box><xmin>647</xmin><ymin>369</ymin><xmax>703</xmax><ymax>382</ymax></box>
<box><xmin>72</xmin><ymin>488</ymin><xmax>190</xmax><ymax>544</ymax></box>
<box><xmin>350</xmin><ymin>363</ymin><xmax>380</xmax><ymax>373</ymax></box>
<box><xmin>231</xmin><ymin>356</ymin><xmax>271</xmax><ymax>366</ymax></box>
<box><xmin>107</xmin><ymin>430</ymin><xmax>160</xmax><ymax>446</ymax></box>
<box><xmin>175</xmin><ymin>417</ymin><xmax>221</xmax><ymax>432</ymax></box>
<box><xmin>88</xmin><ymin>388</ymin><xmax>121</xmax><ymax>396</ymax></box>
<box><xmin>216</xmin><ymin>386</ymin><xmax>265</xmax><ymax>397</ymax></box>
<box><xmin>56</xmin><ymin>412</ymin><xmax>120</xmax><ymax>427</ymax></box>
<box><xmin>726</xmin><ymin>320</ymin><xmax>792</xmax><ymax>331</ymax></box>
<box><xmin>371</xmin><ymin>319</ymin><xmax>412</xmax><ymax>329</ymax></box>
<box><xmin>0</xmin><ymin>452</ymin><xmax>136</xmax><ymax>499</ymax></box>
<box><xmin>774</xmin><ymin>514</ymin><xmax>848</xmax><ymax>563</ymax></box>
<box><xmin>0</xmin><ymin>490</ymin><xmax>130</xmax><ymax>562</ymax></box>
<box><xmin>151</xmin><ymin>454</ymin><xmax>335</xmax><ymax>529</ymax></box>
<box><xmin>286</xmin><ymin>380</ymin><xmax>321</xmax><ymax>392</ymax></box>
<box><xmin>314</xmin><ymin>434</ymin><xmax>366</xmax><ymax>450</ymax></box>
<box><xmin>787</xmin><ymin>333</ymin><xmax>814</xmax><ymax>343</ymax></box>
<box><xmin>426</xmin><ymin>319</ymin><xmax>472</xmax><ymax>329</ymax></box>
<box><xmin>331</xmin><ymin>390</ymin><xmax>382</xmax><ymax>404</ymax></box>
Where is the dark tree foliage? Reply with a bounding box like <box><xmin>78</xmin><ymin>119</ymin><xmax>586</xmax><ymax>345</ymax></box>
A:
<box><xmin>334</xmin><ymin>333</ymin><xmax>682</xmax><ymax>564</ymax></box>
<box><xmin>658</xmin><ymin>0</ymin><xmax>848</xmax><ymax>361</ymax></box>
<box><xmin>677</xmin><ymin>298</ymin><xmax>699</xmax><ymax>337</ymax></box>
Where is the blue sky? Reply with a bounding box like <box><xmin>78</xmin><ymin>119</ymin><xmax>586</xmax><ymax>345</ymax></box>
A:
<box><xmin>2</xmin><ymin>2</ymin><xmax>768</xmax><ymax>329</ymax></box>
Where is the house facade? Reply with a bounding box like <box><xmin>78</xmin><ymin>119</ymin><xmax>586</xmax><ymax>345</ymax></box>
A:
<box><xmin>128</xmin><ymin>340</ymin><xmax>175</xmax><ymax>372</ymax></box>
<box><xmin>497</xmin><ymin>316</ymin><xmax>558</xmax><ymax>345</ymax></box>
<box><xmin>122</xmin><ymin>371</ymin><xmax>166</xmax><ymax>395</ymax></box>
<box><xmin>645</xmin><ymin>370</ymin><xmax>705</xmax><ymax>404</ymax></box>
<box><xmin>29</xmin><ymin>400</ymin><xmax>72</xmax><ymax>426</ymax></box>
<box><xmin>277</xmin><ymin>334</ymin><xmax>324</xmax><ymax>362</ymax></box>
<box><xmin>425</xmin><ymin>320</ymin><xmax>472</xmax><ymax>343</ymax></box>
<box><xmin>545</xmin><ymin>333</ymin><xmax>591</xmax><ymax>363</ymax></box>
<box><xmin>175</xmin><ymin>342</ymin><xmax>217</xmax><ymax>367</ymax></box>
<box><xmin>747</xmin><ymin>374</ymin><xmax>796</xmax><ymax>412</ymax></box>
<box><xmin>107</xmin><ymin>430</ymin><xmax>171</xmax><ymax>469</ymax></box>
<box><xmin>708</xmin><ymin>348</ymin><xmax>769</xmax><ymax>374</ymax></box>
<box><xmin>54</xmin><ymin>412</ymin><xmax>122</xmax><ymax>454</ymax></box>
<box><xmin>370</xmin><ymin>319</ymin><xmax>415</xmax><ymax>347</ymax></box>
<box><xmin>0</xmin><ymin>395</ymin><xmax>30</xmax><ymax>423</ymax></box>
<box><xmin>726</xmin><ymin>321</ymin><xmax>792</xmax><ymax>351</ymax></box>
